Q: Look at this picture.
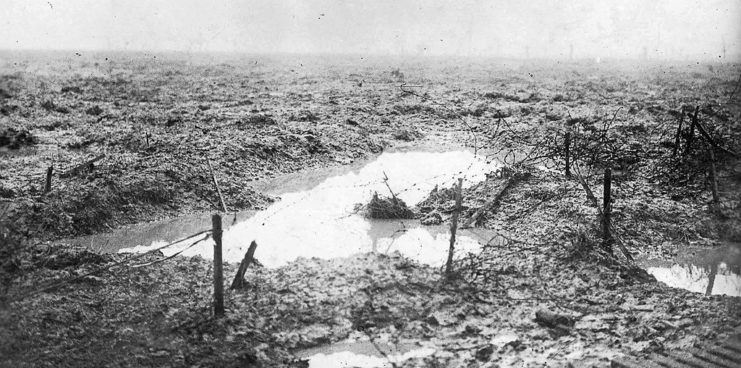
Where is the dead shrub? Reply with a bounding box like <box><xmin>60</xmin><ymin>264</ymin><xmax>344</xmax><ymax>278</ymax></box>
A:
<box><xmin>362</xmin><ymin>192</ymin><xmax>415</xmax><ymax>219</ymax></box>
<box><xmin>562</xmin><ymin>224</ymin><xmax>613</xmax><ymax>264</ymax></box>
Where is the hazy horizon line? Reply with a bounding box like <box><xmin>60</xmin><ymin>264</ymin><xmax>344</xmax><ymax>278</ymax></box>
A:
<box><xmin>1</xmin><ymin>48</ymin><xmax>739</xmax><ymax>64</ymax></box>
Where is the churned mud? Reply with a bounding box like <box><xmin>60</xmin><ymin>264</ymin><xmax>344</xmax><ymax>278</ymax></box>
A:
<box><xmin>2</xmin><ymin>53</ymin><xmax>741</xmax><ymax>367</ymax></box>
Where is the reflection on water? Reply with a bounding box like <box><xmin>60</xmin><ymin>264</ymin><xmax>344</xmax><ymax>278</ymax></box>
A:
<box><xmin>639</xmin><ymin>243</ymin><xmax>741</xmax><ymax>297</ymax></box>
<box><xmin>108</xmin><ymin>150</ymin><xmax>499</xmax><ymax>267</ymax></box>
<box><xmin>296</xmin><ymin>340</ymin><xmax>435</xmax><ymax>368</ymax></box>
<box><xmin>68</xmin><ymin>211</ymin><xmax>253</xmax><ymax>253</ymax></box>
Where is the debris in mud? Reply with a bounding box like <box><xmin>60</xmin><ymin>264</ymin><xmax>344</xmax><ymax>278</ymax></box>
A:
<box><xmin>65</xmin><ymin>137</ymin><xmax>93</xmax><ymax>149</ymax></box>
<box><xmin>475</xmin><ymin>344</ymin><xmax>495</xmax><ymax>361</ymax></box>
<box><xmin>60</xmin><ymin>86</ymin><xmax>82</xmax><ymax>94</ymax></box>
<box><xmin>40</xmin><ymin>99</ymin><xmax>70</xmax><ymax>114</ymax></box>
<box><xmin>0</xmin><ymin>105</ymin><xmax>18</xmax><ymax>116</ymax></box>
<box><xmin>416</xmin><ymin>166</ymin><xmax>531</xmax><ymax>228</ymax></box>
<box><xmin>290</xmin><ymin>110</ymin><xmax>319</xmax><ymax>122</ymax></box>
<box><xmin>0</xmin><ymin>127</ymin><xmax>37</xmax><ymax>149</ymax></box>
<box><xmin>0</xmin><ymin>186</ymin><xmax>14</xmax><ymax>198</ymax></box>
<box><xmin>165</xmin><ymin>115</ymin><xmax>182</xmax><ymax>127</ymax></box>
<box><xmin>245</xmin><ymin>137</ymin><xmax>285</xmax><ymax>159</ymax></box>
<box><xmin>0</xmin><ymin>210</ymin><xmax>25</xmax><ymax>281</ymax></box>
<box><xmin>421</xmin><ymin>211</ymin><xmax>443</xmax><ymax>225</ymax></box>
<box><xmin>361</xmin><ymin>192</ymin><xmax>415</xmax><ymax>219</ymax></box>
<box><xmin>392</xmin><ymin>128</ymin><xmax>423</xmax><ymax>141</ymax></box>
<box><xmin>417</xmin><ymin>185</ymin><xmax>459</xmax><ymax>214</ymax></box>
<box><xmin>392</xmin><ymin>104</ymin><xmax>437</xmax><ymax>116</ymax></box>
<box><xmin>85</xmin><ymin>105</ymin><xmax>104</xmax><ymax>116</ymax></box>
<box><xmin>240</xmin><ymin>114</ymin><xmax>276</xmax><ymax>127</ymax></box>
<box><xmin>0</xmin><ymin>76</ymin><xmax>16</xmax><ymax>99</ymax></box>
<box><xmin>534</xmin><ymin>309</ymin><xmax>576</xmax><ymax>332</ymax></box>
<box><xmin>33</xmin><ymin>244</ymin><xmax>109</xmax><ymax>270</ymax></box>
<box><xmin>390</xmin><ymin>68</ymin><xmax>405</xmax><ymax>81</ymax></box>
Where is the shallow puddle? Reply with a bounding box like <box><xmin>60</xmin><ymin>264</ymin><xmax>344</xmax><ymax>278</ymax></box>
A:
<box><xmin>80</xmin><ymin>149</ymin><xmax>499</xmax><ymax>267</ymax></box>
<box><xmin>295</xmin><ymin>340</ymin><xmax>435</xmax><ymax>368</ymax></box>
<box><xmin>69</xmin><ymin>211</ymin><xmax>253</xmax><ymax>254</ymax></box>
<box><xmin>638</xmin><ymin>242</ymin><xmax>741</xmax><ymax>297</ymax></box>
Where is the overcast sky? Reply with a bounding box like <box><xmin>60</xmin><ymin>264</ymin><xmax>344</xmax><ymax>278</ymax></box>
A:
<box><xmin>2</xmin><ymin>0</ymin><xmax>740</xmax><ymax>60</ymax></box>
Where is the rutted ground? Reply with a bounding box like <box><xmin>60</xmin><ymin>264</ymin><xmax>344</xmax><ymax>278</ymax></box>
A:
<box><xmin>2</xmin><ymin>53</ymin><xmax>741</xmax><ymax>367</ymax></box>
<box><xmin>2</xmin><ymin>245</ymin><xmax>739</xmax><ymax>367</ymax></box>
<box><xmin>0</xmin><ymin>53</ymin><xmax>453</xmax><ymax>239</ymax></box>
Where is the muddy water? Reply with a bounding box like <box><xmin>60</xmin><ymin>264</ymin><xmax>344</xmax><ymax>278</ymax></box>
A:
<box><xmin>638</xmin><ymin>242</ymin><xmax>741</xmax><ymax>297</ymax></box>
<box><xmin>90</xmin><ymin>149</ymin><xmax>499</xmax><ymax>267</ymax></box>
<box><xmin>295</xmin><ymin>340</ymin><xmax>434</xmax><ymax>368</ymax></box>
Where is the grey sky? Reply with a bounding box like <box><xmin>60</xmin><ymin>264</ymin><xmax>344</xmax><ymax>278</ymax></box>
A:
<box><xmin>2</xmin><ymin>0</ymin><xmax>740</xmax><ymax>59</ymax></box>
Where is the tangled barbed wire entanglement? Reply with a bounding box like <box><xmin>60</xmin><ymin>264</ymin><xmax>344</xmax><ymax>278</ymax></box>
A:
<box><xmin>475</xmin><ymin>107</ymin><xmax>645</xmax><ymax>190</ymax></box>
<box><xmin>649</xmin><ymin>103</ymin><xmax>740</xmax><ymax>199</ymax></box>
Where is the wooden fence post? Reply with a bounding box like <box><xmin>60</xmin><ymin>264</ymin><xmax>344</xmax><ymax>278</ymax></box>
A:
<box><xmin>602</xmin><ymin>169</ymin><xmax>612</xmax><ymax>254</ymax></box>
<box><xmin>207</xmin><ymin>158</ymin><xmax>228</xmax><ymax>213</ymax></box>
<box><xmin>564</xmin><ymin>132</ymin><xmax>571</xmax><ymax>177</ymax></box>
<box><xmin>231</xmin><ymin>241</ymin><xmax>258</xmax><ymax>290</ymax></box>
<box><xmin>684</xmin><ymin>106</ymin><xmax>699</xmax><ymax>155</ymax></box>
<box><xmin>707</xmin><ymin>145</ymin><xmax>720</xmax><ymax>206</ymax></box>
<box><xmin>44</xmin><ymin>165</ymin><xmax>53</xmax><ymax>193</ymax></box>
<box><xmin>446</xmin><ymin>178</ymin><xmax>463</xmax><ymax>280</ymax></box>
<box><xmin>673</xmin><ymin>108</ymin><xmax>684</xmax><ymax>157</ymax></box>
<box><xmin>212</xmin><ymin>214</ymin><xmax>224</xmax><ymax>316</ymax></box>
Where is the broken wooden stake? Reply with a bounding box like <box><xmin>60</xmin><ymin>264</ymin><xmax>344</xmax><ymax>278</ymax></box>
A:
<box><xmin>446</xmin><ymin>178</ymin><xmax>463</xmax><ymax>280</ymax></box>
<box><xmin>230</xmin><ymin>240</ymin><xmax>258</xmax><ymax>290</ymax></box>
<box><xmin>693</xmin><ymin>114</ymin><xmax>739</xmax><ymax>158</ymax></box>
<box><xmin>535</xmin><ymin>309</ymin><xmax>574</xmax><ymax>335</ymax></box>
<box><xmin>684</xmin><ymin>106</ymin><xmax>699</xmax><ymax>155</ymax></box>
<box><xmin>706</xmin><ymin>143</ymin><xmax>720</xmax><ymax>206</ymax></box>
<box><xmin>461</xmin><ymin>177</ymin><xmax>515</xmax><ymax>229</ymax></box>
<box><xmin>44</xmin><ymin>165</ymin><xmax>53</xmax><ymax>193</ymax></box>
<box><xmin>60</xmin><ymin>154</ymin><xmax>105</xmax><ymax>178</ymax></box>
<box><xmin>564</xmin><ymin>132</ymin><xmax>571</xmax><ymax>177</ymax></box>
<box><xmin>206</xmin><ymin>157</ymin><xmax>228</xmax><ymax>213</ymax></box>
<box><xmin>673</xmin><ymin>108</ymin><xmax>684</xmax><ymax>157</ymax></box>
<box><xmin>212</xmin><ymin>214</ymin><xmax>225</xmax><ymax>317</ymax></box>
<box><xmin>382</xmin><ymin>171</ymin><xmax>399</xmax><ymax>204</ymax></box>
<box><xmin>602</xmin><ymin>168</ymin><xmax>613</xmax><ymax>254</ymax></box>
<box><xmin>705</xmin><ymin>263</ymin><xmax>718</xmax><ymax>296</ymax></box>
<box><xmin>573</xmin><ymin>164</ymin><xmax>632</xmax><ymax>262</ymax></box>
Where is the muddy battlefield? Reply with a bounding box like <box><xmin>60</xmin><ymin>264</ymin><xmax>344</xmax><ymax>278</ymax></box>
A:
<box><xmin>2</xmin><ymin>2</ymin><xmax>741</xmax><ymax>368</ymax></box>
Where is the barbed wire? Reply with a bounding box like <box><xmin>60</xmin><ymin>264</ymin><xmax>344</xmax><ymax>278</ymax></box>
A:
<box><xmin>10</xmin><ymin>229</ymin><xmax>212</xmax><ymax>302</ymax></box>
